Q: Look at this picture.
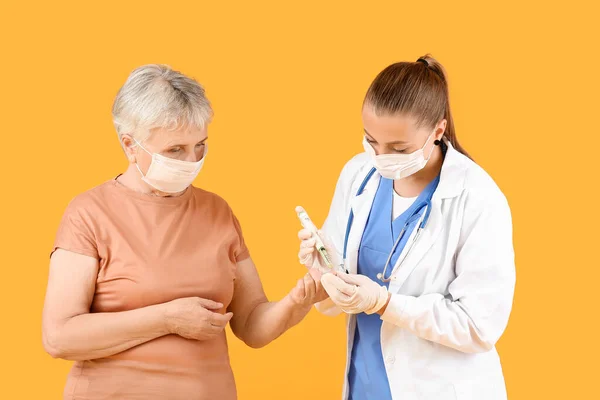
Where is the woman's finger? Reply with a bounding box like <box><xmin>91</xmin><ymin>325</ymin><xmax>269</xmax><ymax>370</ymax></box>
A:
<box><xmin>303</xmin><ymin>273</ymin><xmax>316</xmax><ymax>300</ymax></box>
<box><xmin>206</xmin><ymin>323</ymin><xmax>224</xmax><ymax>334</ymax></box>
<box><xmin>294</xmin><ymin>278</ymin><xmax>306</xmax><ymax>299</ymax></box>
<box><xmin>209</xmin><ymin>311</ymin><xmax>234</xmax><ymax>326</ymax></box>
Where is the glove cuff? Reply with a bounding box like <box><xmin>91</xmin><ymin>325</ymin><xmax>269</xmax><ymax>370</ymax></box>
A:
<box><xmin>365</xmin><ymin>285</ymin><xmax>390</xmax><ymax>315</ymax></box>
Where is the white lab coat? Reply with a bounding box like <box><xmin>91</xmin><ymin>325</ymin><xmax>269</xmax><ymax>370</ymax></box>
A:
<box><xmin>318</xmin><ymin>141</ymin><xmax>515</xmax><ymax>400</ymax></box>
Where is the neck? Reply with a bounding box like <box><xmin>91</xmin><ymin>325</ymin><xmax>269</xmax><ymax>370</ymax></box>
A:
<box><xmin>117</xmin><ymin>165</ymin><xmax>184</xmax><ymax>197</ymax></box>
<box><xmin>393</xmin><ymin>145</ymin><xmax>443</xmax><ymax>197</ymax></box>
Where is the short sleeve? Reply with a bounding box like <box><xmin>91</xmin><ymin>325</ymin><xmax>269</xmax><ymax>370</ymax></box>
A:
<box><xmin>231</xmin><ymin>213</ymin><xmax>250</xmax><ymax>262</ymax></box>
<box><xmin>51</xmin><ymin>199</ymin><xmax>99</xmax><ymax>259</ymax></box>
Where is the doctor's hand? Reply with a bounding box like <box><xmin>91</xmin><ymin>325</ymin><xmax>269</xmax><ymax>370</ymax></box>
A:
<box><xmin>297</xmin><ymin>229</ymin><xmax>340</xmax><ymax>273</ymax></box>
<box><xmin>320</xmin><ymin>272</ymin><xmax>390</xmax><ymax>315</ymax></box>
<box><xmin>288</xmin><ymin>269</ymin><xmax>330</xmax><ymax>307</ymax></box>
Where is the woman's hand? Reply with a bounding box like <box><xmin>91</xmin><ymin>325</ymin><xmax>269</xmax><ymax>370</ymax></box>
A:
<box><xmin>288</xmin><ymin>268</ymin><xmax>330</xmax><ymax>308</ymax></box>
<box><xmin>164</xmin><ymin>297</ymin><xmax>233</xmax><ymax>341</ymax></box>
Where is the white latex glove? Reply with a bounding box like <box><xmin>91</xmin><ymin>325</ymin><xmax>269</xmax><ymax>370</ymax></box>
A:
<box><xmin>320</xmin><ymin>272</ymin><xmax>389</xmax><ymax>315</ymax></box>
<box><xmin>297</xmin><ymin>228</ymin><xmax>341</xmax><ymax>274</ymax></box>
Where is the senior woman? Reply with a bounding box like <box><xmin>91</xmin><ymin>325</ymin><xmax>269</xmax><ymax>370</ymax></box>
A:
<box><xmin>42</xmin><ymin>64</ymin><xmax>327</xmax><ymax>400</ymax></box>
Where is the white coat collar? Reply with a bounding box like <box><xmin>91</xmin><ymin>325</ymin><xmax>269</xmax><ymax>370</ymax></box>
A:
<box><xmin>434</xmin><ymin>139</ymin><xmax>468</xmax><ymax>199</ymax></box>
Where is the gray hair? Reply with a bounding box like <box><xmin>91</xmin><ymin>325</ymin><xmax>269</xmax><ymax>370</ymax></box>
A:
<box><xmin>112</xmin><ymin>64</ymin><xmax>213</xmax><ymax>143</ymax></box>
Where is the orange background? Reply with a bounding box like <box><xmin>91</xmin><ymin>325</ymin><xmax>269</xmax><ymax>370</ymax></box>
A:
<box><xmin>1</xmin><ymin>1</ymin><xmax>598</xmax><ymax>399</ymax></box>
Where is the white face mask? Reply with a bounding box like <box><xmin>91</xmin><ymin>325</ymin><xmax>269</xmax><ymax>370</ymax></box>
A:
<box><xmin>363</xmin><ymin>131</ymin><xmax>435</xmax><ymax>180</ymax></box>
<box><xmin>134</xmin><ymin>139</ymin><xmax>207</xmax><ymax>194</ymax></box>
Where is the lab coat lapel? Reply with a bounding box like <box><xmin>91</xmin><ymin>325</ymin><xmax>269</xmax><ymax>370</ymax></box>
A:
<box><xmin>390</xmin><ymin>198</ymin><xmax>444</xmax><ymax>287</ymax></box>
<box><xmin>346</xmin><ymin>173</ymin><xmax>380</xmax><ymax>274</ymax></box>
<box><xmin>388</xmin><ymin>140</ymin><xmax>466</xmax><ymax>286</ymax></box>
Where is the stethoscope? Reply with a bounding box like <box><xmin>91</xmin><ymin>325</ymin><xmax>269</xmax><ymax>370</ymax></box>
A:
<box><xmin>341</xmin><ymin>167</ymin><xmax>436</xmax><ymax>283</ymax></box>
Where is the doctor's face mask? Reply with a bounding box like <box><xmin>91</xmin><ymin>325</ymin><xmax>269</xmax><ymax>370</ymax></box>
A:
<box><xmin>362</xmin><ymin>130</ymin><xmax>435</xmax><ymax>180</ymax></box>
<box><xmin>361</xmin><ymin>106</ymin><xmax>439</xmax><ymax>180</ymax></box>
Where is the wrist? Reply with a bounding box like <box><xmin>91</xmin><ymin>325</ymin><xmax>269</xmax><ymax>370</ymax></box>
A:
<box><xmin>159</xmin><ymin>302</ymin><xmax>176</xmax><ymax>335</ymax></box>
<box><xmin>376</xmin><ymin>292</ymin><xmax>392</xmax><ymax>315</ymax></box>
<box><xmin>284</xmin><ymin>292</ymin><xmax>313</xmax><ymax>313</ymax></box>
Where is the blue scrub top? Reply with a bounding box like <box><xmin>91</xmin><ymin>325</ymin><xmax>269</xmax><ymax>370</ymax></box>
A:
<box><xmin>348</xmin><ymin>176</ymin><xmax>440</xmax><ymax>400</ymax></box>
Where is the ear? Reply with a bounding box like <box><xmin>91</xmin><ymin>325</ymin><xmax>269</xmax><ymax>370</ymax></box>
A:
<box><xmin>121</xmin><ymin>134</ymin><xmax>138</xmax><ymax>163</ymax></box>
<box><xmin>435</xmin><ymin>119</ymin><xmax>447</xmax><ymax>141</ymax></box>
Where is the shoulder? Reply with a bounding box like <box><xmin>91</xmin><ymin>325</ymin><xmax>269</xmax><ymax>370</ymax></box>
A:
<box><xmin>190</xmin><ymin>186</ymin><xmax>237</xmax><ymax>218</ymax></box>
<box><xmin>456</xmin><ymin>154</ymin><xmax>510</xmax><ymax>214</ymax></box>
<box><xmin>190</xmin><ymin>186</ymin><xmax>230</xmax><ymax>207</ymax></box>
<box><xmin>62</xmin><ymin>181</ymin><xmax>116</xmax><ymax>214</ymax></box>
<box><xmin>190</xmin><ymin>187</ymin><xmax>247</xmax><ymax>241</ymax></box>
<box><xmin>336</xmin><ymin>152</ymin><xmax>372</xmax><ymax>190</ymax></box>
<box><xmin>56</xmin><ymin>182</ymin><xmax>118</xmax><ymax>236</ymax></box>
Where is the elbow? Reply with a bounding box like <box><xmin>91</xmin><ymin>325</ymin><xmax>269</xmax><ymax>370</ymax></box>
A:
<box><xmin>456</xmin><ymin>329</ymin><xmax>499</xmax><ymax>354</ymax></box>
<box><xmin>243</xmin><ymin>338</ymin><xmax>269</xmax><ymax>349</ymax></box>
<box><xmin>43</xmin><ymin>343</ymin><xmax>63</xmax><ymax>359</ymax></box>
<box><xmin>460</xmin><ymin>339</ymin><xmax>495</xmax><ymax>354</ymax></box>
<box><xmin>236</xmin><ymin>329</ymin><xmax>270</xmax><ymax>349</ymax></box>
<box><xmin>436</xmin><ymin>322</ymin><xmax>500</xmax><ymax>354</ymax></box>
<box><xmin>237</xmin><ymin>327</ymin><xmax>283</xmax><ymax>349</ymax></box>
<box><xmin>42</xmin><ymin>331</ymin><xmax>68</xmax><ymax>359</ymax></box>
<box><xmin>477</xmin><ymin>333</ymin><xmax>498</xmax><ymax>353</ymax></box>
<box><xmin>442</xmin><ymin>338</ymin><xmax>495</xmax><ymax>354</ymax></box>
<box><xmin>43</xmin><ymin>328</ymin><xmax>80</xmax><ymax>360</ymax></box>
<box><xmin>231</xmin><ymin>327</ymin><xmax>270</xmax><ymax>349</ymax></box>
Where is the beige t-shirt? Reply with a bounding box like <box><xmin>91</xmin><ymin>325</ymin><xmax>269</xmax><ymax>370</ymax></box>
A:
<box><xmin>52</xmin><ymin>178</ymin><xmax>250</xmax><ymax>400</ymax></box>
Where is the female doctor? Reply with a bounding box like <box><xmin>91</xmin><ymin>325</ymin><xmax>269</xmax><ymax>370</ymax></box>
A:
<box><xmin>297</xmin><ymin>54</ymin><xmax>515</xmax><ymax>400</ymax></box>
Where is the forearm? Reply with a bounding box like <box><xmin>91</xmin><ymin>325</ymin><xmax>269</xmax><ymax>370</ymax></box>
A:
<box><xmin>241</xmin><ymin>295</ymin><xmax>311</xmax><ymax>348</ymax></box>
<box><xmin>43</xmin><ymin>303</ymin><xmax>170</xmax><ymax>361</ymax></box>
<box><xmin>380</xmin><ymin>293</ymin><xmax>508</xmax><ymax>353</ymax></box>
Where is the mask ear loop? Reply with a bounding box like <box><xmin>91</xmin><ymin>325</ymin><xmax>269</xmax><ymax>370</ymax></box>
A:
<box><xmin>133</xmin><ymin>138</ymin><xmax>153</xmax><ymax>156</ymax></box>
<box><xmin>424</xmin><ymin>131</ymin><xmax>437</xmax><ymax>162</ymax></box>
<box><xmin>132</xmin><ymin>138</ymin><xmax>153</xmax><ymax>178</ymax></box>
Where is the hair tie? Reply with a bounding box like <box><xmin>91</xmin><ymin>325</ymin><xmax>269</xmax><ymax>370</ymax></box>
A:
<box><xmin>416</xmin><ymin>58</ymin><xmax>429</xmax><ymax>67</ymax></box>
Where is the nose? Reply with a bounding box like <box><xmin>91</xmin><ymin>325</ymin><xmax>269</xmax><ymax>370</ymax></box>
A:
<box><xmin>194</xmin><ymin>145</ymin><xmax>207</xmax><ymax>162</ymax></box>
<box><xmin>184</xmin><ymin>151</ymin><xmax>198</xmax><ymax>162</ymax></box>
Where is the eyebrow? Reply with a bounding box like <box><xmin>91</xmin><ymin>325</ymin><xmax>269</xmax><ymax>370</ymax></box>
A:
<box><xmin>364</xmin><ymin>129</ymin><xmax>408</xmax><ymax>145</ymax></box>
<box><xmin>166</xmin><ymin>137</ymin><xmax>208</xmax><ymax>147</ymax></box>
